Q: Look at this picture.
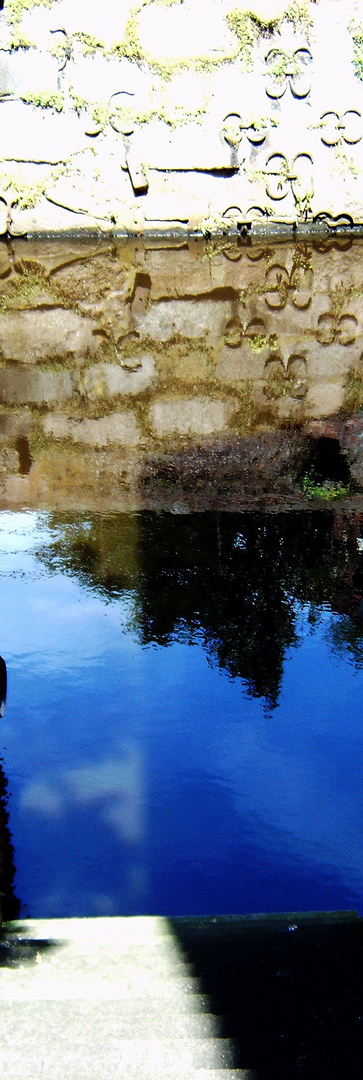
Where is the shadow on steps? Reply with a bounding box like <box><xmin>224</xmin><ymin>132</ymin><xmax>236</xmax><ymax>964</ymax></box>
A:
<box><xmin>169</xmin><ymin>910</ymin><xmax>363</xmax><ymax>1079</ymax></box>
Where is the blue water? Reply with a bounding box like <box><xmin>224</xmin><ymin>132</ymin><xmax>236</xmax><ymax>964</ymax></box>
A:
<box><xmin>0</xmin><ymin>509</ymin><xmax>362</xmax><ymax>917</ymax></box>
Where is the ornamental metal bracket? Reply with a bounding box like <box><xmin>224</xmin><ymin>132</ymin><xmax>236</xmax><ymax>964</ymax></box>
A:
<box><xmin>222</xmin><ymin>113</ymin><xmax>268</xmax><ymax>168</ymax></box>
<box><xmin>85</xmin><ymin>90</ymin><xmax>149</xmax><ymax>196</ymax></box>
<box><xmin>265</xmin><ymin>153</ymin><xmax>313</xmax><ymax>209</ymax></box>
<box><xmin>265</xmin><ymin>47</ymin><xmax>312</xmax><ymax>100</ymax></box>
<box><xmin>319</xmin><ymin>110</ymin><xmax>362</xmax><ymax>147</ymax></box>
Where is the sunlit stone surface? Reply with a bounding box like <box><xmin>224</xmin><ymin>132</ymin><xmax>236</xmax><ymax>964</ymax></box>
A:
<box><xmin>0</xmin><ymin>1</ymin><xmax>363</xmax><ymax>234</ymax></box>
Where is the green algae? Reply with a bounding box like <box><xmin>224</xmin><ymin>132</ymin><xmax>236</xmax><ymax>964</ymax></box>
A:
<box><xmin>301</xmin><ymin>469</ymin><xmax>351</xmax><ymax>501</ymax></box>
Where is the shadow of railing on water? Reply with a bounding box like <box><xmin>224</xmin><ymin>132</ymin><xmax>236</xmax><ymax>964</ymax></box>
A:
<box><xmin>0</xmin><ymin>756</ymin><xmax>21</xmax><ymax>925</ymax></box>
<box><xmin>0</xmin><ymin>926</ymin><xmax>61</xmax><ymax>968</ymax></box>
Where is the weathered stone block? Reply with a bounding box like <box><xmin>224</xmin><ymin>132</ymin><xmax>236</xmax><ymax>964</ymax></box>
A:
<box><xmin>79</xmin><ymin>356</ymin><xmax>156</xmax><ymax>398</ymax></box>
<box><xmin>141</xmin><ymin>244</ymin><xmax>213</xmax><ymax>297</ymax></box>
<box><xmin>132</xmin><ymin>299</ymin><xmax>230</xmax><ymax>342</ymax></box>
<box><xmin>216</xmin><ymin>344</ymin><xmax>266</xmax><ymax>383</ymax></box>
<box><xmin>143</xmin><ymin>192</ymin><xmax>199</xmax><ymax>225</ymax></box>
<box><xmin>69</xmin><ymin>56</ymin><xmax>153</xmax><ymax>122</ymax></box>
<box><xmin>166</xmin><ymin>70</ymin><xmax>212</xmax><ymax>116</ymax></box>
<box><xmin>44</xmin><ymin>169</ymin><xmax>129</xmax><ymax>224</ymax></box>
<box><xmin>0</xmin><ymin>47</ymin><xmax>59</xmax><ymax>96</ymax></box>
<box><xmin>1</xmin><ymin>102</ymin><xmax>89</xmax><ymax>164</ymax></box>
<box><xmin>0</xmin><ymin>309</ymin><xmax>98</xmax><ymax>363</ymax></box>
<box><xmin>67</xmin><ymin>52</ymin><xmax>125</xmax><ymax>104</ymax></box>
<box><xmin>142</xmin><ymin>121</ymin><xmax>230</xmax><ymax>171</ymax></box>
<box><xmin>138</xmin><ymin>0</ymin><xmax>236</xmax><ymax>61</ymax></box>
<box><xmin>158</xmin><ymin>347</ymin><xmax>211</xmax><ymax>383</ymax></box>
<box><xmin>10</xmin><ymin>196</ymin><xmax>114</xmax><ymax>237</ymax></box>
<box><xmin>305</xmin><ymin>382</ymin><xmax>346</xmax><ymax>418</ymax></box>
<box><xmin>149</xmin><ymin>395</ymin><xmax>238</xmax><ymax>437</ymax></box>
<box><xmin>0</xmin><ymin>367</ymin><xmax>73</xmax><ymax>405</ymax></box>
<box><xmin>43</xmin><ymin>410</ymin><xmax>141</xmax><ymax>445</ymax></box>
<box><xmin>52</xmin><ymin>0</ymin><xmax>134</xmax><ymax>48</ymax></box>
<box><xmin>13</xmin><ymin>6</ymin><xmax>56</xmax><ymax>46</ymax></box>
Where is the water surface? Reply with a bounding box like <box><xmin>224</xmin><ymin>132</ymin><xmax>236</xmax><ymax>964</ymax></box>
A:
<box><xmin>0</xmin><ymin>508</ymin><xmax>362</xmax><ymax>918</ymax></box>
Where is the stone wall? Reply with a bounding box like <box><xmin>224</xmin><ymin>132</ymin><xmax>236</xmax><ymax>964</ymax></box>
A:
<box><xmin>0</xmin><ymin>0</ymin><xmax>363</xmax><ymax>236</ymax></box>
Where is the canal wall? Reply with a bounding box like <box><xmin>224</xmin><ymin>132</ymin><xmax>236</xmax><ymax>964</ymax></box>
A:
<box><xmin>0</xmin><ymin>1</ymin><xmax>363</xmax><ymax>237</ymax></box>
<box><xmin>1</xmin><ymin>236</ymin><xmax>363</xmax><ymax>510</ymax></box>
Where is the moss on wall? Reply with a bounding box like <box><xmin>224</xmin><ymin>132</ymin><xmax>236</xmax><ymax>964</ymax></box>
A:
<box><xmin>351</xmin><ymin>23</ymin><xmax>363</xmax><ymax>80</ymax></box>
<box><xmin>344</xmin><ymin>368</ymin><xmax>363</xmax><ymax>412</ymax></box>
<box><xmin>21</xmin><ymin>91</ymin><xmax>65</xmax><ymax>111</ymax></box>
<box><xmin>5</xmin><ymin>0</ymin><xmax>53</xmax><ymax>48</ymax></box>
<box><xmin>5</xmin><ymin>0</ymin><xmax>52</xmax><ymax>23</ymax></box>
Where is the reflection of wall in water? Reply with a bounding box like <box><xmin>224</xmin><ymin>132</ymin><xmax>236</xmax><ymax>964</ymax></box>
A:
<box><xmin>0</xmin><ymin>239</ymin><xmax>363</xmax><ymax>507</ymax></box>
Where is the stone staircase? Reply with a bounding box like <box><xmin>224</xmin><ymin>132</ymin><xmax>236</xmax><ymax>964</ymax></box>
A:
<box><xmin>0</xmin><ymin>912</ymin><xmax>361</xmax><ymax>1079</ymax></box>
<box><xmin>0</xmin><ymin>915</ymin><xmax>244</xmax><ymax>1080</ymax></box>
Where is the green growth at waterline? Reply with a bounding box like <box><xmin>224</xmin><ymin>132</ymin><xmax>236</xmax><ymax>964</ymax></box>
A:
<box><xmin>301</xmin><ymin>469</ymin><xmax>351</xmax><ymax>501</ymax></box>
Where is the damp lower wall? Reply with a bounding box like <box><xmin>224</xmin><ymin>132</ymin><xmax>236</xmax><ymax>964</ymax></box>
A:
<box><xmin>0</xmin><ymin>0</ymin><xmax>363</xmax><ymax>237</ymax></box>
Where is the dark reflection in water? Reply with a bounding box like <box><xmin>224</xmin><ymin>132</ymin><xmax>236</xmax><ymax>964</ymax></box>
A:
<box><xmin>0</xmin><ymin>508</ymin><xmax>363</xmax><ymax>918</ymax></box>
<box><xmin>15</xmin><ymin>436</ymin><xmax>33</xmax><ymax>477</ymax></box>
<box><xmin>0</xmin><ymin>655</ymin><xmax>20</xmax><ymax>920</ymax></box>
<box><xmin>38</xmin><ymin>509</ymin><xmax>363</xmax><ymax>710</ymax></box>
<box><xmin>0</xmin><ymin>762</ymin><xmax>21</xmax><ymax>921</ymax></box>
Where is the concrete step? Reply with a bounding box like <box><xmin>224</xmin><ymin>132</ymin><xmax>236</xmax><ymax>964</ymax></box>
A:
<box><xmin>0</xmin><ymin>972</ymin><xmax>206</xmax><ymax>1002</ymax></box>
<box><xmin>0</xmin><ymin>999</ymin><xmax>222</xmax><ymax>1039</ymax></box>
<box><xmin>13</xmin><ymin>915</ymin><xmax>182</xmax><ymax>946</ymax></box>
<box><xmin>194</xmin><ymin>1073</ymin><xmax>251</xmax><ymax>1080</ymax></box>
<box><xmin>0</xmin><ymin>917</ymin><xmax>239</xmax><ymax>1079</ymax></box>
<box><xmin>2</xmin><ymin>1032</ymin><xmax>236</xmax><ymax>1079</ymax></box>
<box><xmin>0</xmin><ymin>917</ymin><xmax>205</xmax><ymax>1003</ymax></box>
